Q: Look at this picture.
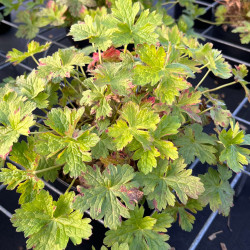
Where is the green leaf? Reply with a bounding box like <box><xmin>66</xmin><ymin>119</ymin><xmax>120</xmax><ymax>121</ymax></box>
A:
<box><xmin>133</xmin><ymin>146</ymin><xmax>160</xmax><ymax>174</ymax></box>
<box><xmin>37</xmin><ymin>107</ymin><xmax>99</xmax><ymax>177</ymax></box>
<box><xmin>38</xmin><ymin>48</ymin><xmax>91</xmax><ymax>80</ymax></box>
<box><xmin>215</xmin><ymin>5</ymin><xmax>227</xmax><ymax>24</ymax></box>
<box><xmin>0</xmin><ymin>138</ymin><xmax>59</xmax><ymax>204</ymax></box>
<box><xmin>60</xmin><ymin>0</ymin><xmax>97</xmax><ymax>17</ymax></box>
<box><xmin>199</xmin><ymin>165</ymin><xmax>234</xmax><ymax>216</ymax></box>
<box><xmin>80</xmin><ymin>79</ymin><xmax>113</xmax><ymax>119</ymax></box>
<box><xmin>108</xmin><ymin>102</ymin><xmax>160</xmax><ymax>150</ymax></box>
<box><xmin>210</xmin><ymin>107</ymin><xmax>231</xmax><ymax>127</ymax></box>
<box><xmin>69</xmin><ymin>15</ymin><xmax>113</xmax><ymax>51</ymax></box>
<box><xmin>0</xmin><ymin>89</ymin><xmax>36</xmax><ymax>159</ymax></box>
<box><xmin>193</xmin><ymin>44</ymin><xmax>231</xmax><ymax>79</ymax></box>
<box><xmin>219</xmin><ymin>121</ymin><xmax>250</xmax><ymax>172</ymax></box>
<box><xmin>133</xmin><ymin>44</ymin><xmax>166</xmax><ymax>86</ymax></box>
<box><xmin>11</xmin><ymin>190</ymin><xmax>92</xmax><ymax>249</ymax></box>
<box><xmin>73</xmin><ymin>164</ymin><xmax>141</xmax><ymax>229</ymax></box>
<box><xmin>164</xmin><ymin>199</ymin><xmax>204</xmax><ymax>232</ymax></box>
<box><xmin>135</xmin><ymin>158</ymin><xmax>204</xmax><ymax>210</ymax></box>
<box><xmin>15</xmin><ymin>10</ymin><xmax>41</xmax><ymax>39</ymax></box>
<box><xmin>153</xmin><ymin>115</ymin><xmax>181</xmax><ymax>139</ymax></box>
<box><xmin>38</xmin><ymin>1</ymin><xmax>68</xmax><ymax>27</ymax></box>
<box><xmin>209</xmin><ymin>49</ymin><xmax>232</xmax><ymax>79</ymax></box>
<box><xmin>93</xmin><ymin>62</ymin><xmax>132</xmax><ymax>95</ymax></box>
<box><xmin>91</xmin><ymin>133</ymin><xmax>115</xmax><ymax>159</ymax></box>
<box><xmin>6</xmin><ymin>41</ymin><xmax>51</xmax><ymax>65</ymax></box>
<box><xmin>174</xmin><ymin>124</ymin><xmax>217</xmax><ymax>164</ymax></box>
<box><xmin>111</xmin><ymin>0</ymin><xmax>162</xmax><ymax>47</ymax></box>
<box><xmin>16</xmin><ymin>70</ymin><xmax>49</xmax><ymax>109</ymax></box>
<box><xmin>103</xmin><ymin>206</ymin><xmax>173</xmax><ymax>250</ymax></box>
<box><xmin>155</xmin><ymin>76</ymin><xmax>191</xmax><ymax>105</ymax></box>
<box><xmin>175</xmin><ymin>90</ymin><xmax>202</xmax><ymax>122</ymax></box>
<box><xmin>232</xmin><ymin>21</ymin><xmax>250</xmax><ymax>44</ymax></box>
<box><xmin>232</xmin><ymin>64</ymin><xmax>250</xmax><ymax>101</ymax></box>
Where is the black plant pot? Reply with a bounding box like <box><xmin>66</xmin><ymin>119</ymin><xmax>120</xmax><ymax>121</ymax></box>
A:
<box><xmin>0</xmin><ymin>4</ymin><xmax>11</xmax><ymax>34</ymax></box>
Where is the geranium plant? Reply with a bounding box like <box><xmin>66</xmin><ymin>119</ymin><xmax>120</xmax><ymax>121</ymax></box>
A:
<box><xmin>0</xmin><ymin>0</ymin><xmax>167</xmax><ymax>39</ymax></box>
<box><xmin>1</xmin><ymin>0</ymin><xmax>250</xmax><ymax>249</ymax></box>
<box><xmin>215</xmin><ymin>0</ymin><xmax>250</xmax><ymax>44</ymax></box>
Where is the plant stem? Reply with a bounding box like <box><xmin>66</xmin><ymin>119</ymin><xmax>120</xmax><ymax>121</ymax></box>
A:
<box><xmin>36</xmin><ymin>114</ymin><xmax>47</xmax><ymax>120</ymax></box>
<box><xmin>35</xmin><ymin>165</ymin><xmax>63</xmax><ymax>174</ymax></box>
<box><xmin>196</xmin><ymin>17</ymin><xmax>232</xmax><ymax>25</ymax></box>
<box><xmin>165</xmin><ymin>1</ymin><xmax>177</xmax><ymax>11</ymax></box>
<box><xmin>195</xmin><ymin>69</ymin><xmax>211</xmax><ymax>90</ymax></box>
<box><xmin>80</xmin><ymin>66</ymin><xmax>86</xmax><ymax>78</ymax></box>
<box><xmin>98</xmin><ymin>48</ymin><xmax>102</xmax><ymax>64</ymax></box>
<box><xmin>199</xmin><ymin>106</ymin><xmax>214</xmax><ymax>115</ymax></box>
<box><xmin>29</xmin><ymin>131</ymin><xmax>50</xmax><ymax>134</ymax></box>
<box><xmin>42</xmin><ymin>109</ymin><xmax>48</xmax><ymax>115</ymax></box>
<box><xmin>65</xmin><ymin>78</ymin><xmax>78</xmax><ymax>94</ymax></box>
<box><xmin>65</xmin><ymin>178</ymin><xmax>76</xmax><ymax>193</ymax></box>
<box><xmin>162</xmin><ymin>1</ymin><xmax>178</xmax><ymax>6</ymax></box>
<box><xmin>199</xmin><ymin>62</ymin><xmax>210</xmax><ymax>71</ymax></box>
<box><xmin>124</xmin><ymin>44</ymin><xmax>128</xmax><ymax>54</ymax></box>
<box><xmin>67</xmin><ymin>99</ymin><xmax>76</xmax><ymax>109</ymax></box>
<box><xmin>202</xmin><ymin>81</ymin><xmax>237</xmax><ymax>94</ymax></box>
<box><xmin>31</xmin><ymin>55</ymin><xmax>39</xmax><ymax>65</ymax></box>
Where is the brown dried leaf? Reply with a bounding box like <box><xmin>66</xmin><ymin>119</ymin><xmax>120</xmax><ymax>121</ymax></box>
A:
<box><xmin>220</xmin><ymin>242</ymin><xmax>227</xmax><ymax>250</ymax></box>
<box><xmin>208</xmin><ymin>230</ymin><xmax>223</xmax><ymax>241</ymax></box>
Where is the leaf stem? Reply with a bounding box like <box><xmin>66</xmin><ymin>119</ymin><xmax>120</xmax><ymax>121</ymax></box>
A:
<box><xmin>29</xmin><ymin>131</ymin><xmax>50</xmax><ymax>134</ymax></box>
<box><xmin>199</xmin><ymin>106</ymin><xmax>214</xmax><ymax>115</ymax></box>
<box><xmin>162</xmin><ymin>1</ymin><xmax>178</xmax><ymax>6</ymax></box>
<box><xmin>35</xmin><ymin>165</ymin><xmax>63</xmax><ymax>174</ymax></box>
<box><xmin>199</xmin><ymin>62</ymin><xmax>210</xmax><ymax>71</ymax></box>
<box><xmin>65</xmin><ymin>178</ymin><xmax>76</xmax><ymax>193</ymax></box>
<box><xmin>98</xmin><ymin>48</ymin><xmax>102</xmax><ymax>64</ymax></box>
<box><xmin>31</xmin><ymin>55</ymin><xmax>39</xmax><ymax>65</ymax></box>
<box><xmin>196</xmin><ymin>17</ymin><xmax>232</xmax><ymax>25</ymax></box>
<box><xmin>202</xmin><ymin>81</ymin><xmax>237</xmax><ymax>94</ymax></box>
<box><xmin>36</xmin><ymin>114</ymin><xmax>47</xmax><ymax>120</ymax></box>
<box><xmin>165</xmin><ymin>1</ymin><xmax>178</xmax><ymax>11</ymax></box>
<box><xmin>124</xmin><ymin>44</ymin><xmax>128</xmax><ymax>54</ymax></box>
<box><xmin>195</xmin><ymin>69</ymin><xmax>211</xmax><ymax>90</ymax></box>
<box><xmin>65</xmin><ymin>79</ymin><xmax>78</xmax><ymax>94</ymax></box>
<box><xmin>80</xmin><ymin>66</ymin><xmax>86</xmax><ymax>78</ymax></box>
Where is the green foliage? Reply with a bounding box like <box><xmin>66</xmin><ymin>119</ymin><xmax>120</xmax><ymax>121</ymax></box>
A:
<box><xmin>16</xmin><ymin>70</ymin><xmax>49</xmax><ymax>109</ymax></box>
<box><xmin>103</xmin><ymin>206</ymin><xmax>173</xmax><ymax>250</ymax></box>
<box><xmin>164</xmin><ymin>199</ymin><xmax>204</xmax><ymax>232</ymax></box>
<box><xmin>38</xmin><ymin>48</ymin><xmax>91</xmax><ymax>80</ymax></box>
<box><xmin>69</xmin><ymin>14</ymin><xmax>114</xmax><ymax>51</ymax></box>
<box><xmin>73</xmin><ymin>164</ymin><xmax>141</xmax><ymax>229</ymax></box>
<box><xmin>37</xmin><ymin>107</ymin><xmax>99</xmax><ymax>177</ymax></box>
<box><xmin>1</xmin><ymin>2</ymin><xmax>250</xmax><ymax>249</ymax></box>
<box><xmin>0</xmin><ymin>88</ymin><xmax>36</xmax><ymax>159</ymax></box>
<box><xmin>11</xmin><ymin>190</ymin><xmax>92</xmax><ymax>249</ymax></box>
<box><xmin>108</xmin><ymin>102</ymin><xmax>159</xmax><ymax>151</ymax></box>
<box><xmin>199</xmin><ymin>165</ymin><xmax>234</xmax><ymax>216</ymax></box>
<box><xmin>135</xmin><ymin>158</ymin><xmax>204</xmax><ymax>210</ymax></box>
<box><xmin>110</xmin><ymin>0</ymin><xmax>162</xmax><ymax>47</ymax></box>
<box><xmin>174</xmin><ymin>124</ymin><xmax>217</xmax><ymax>165</ymax></box>
<box><xmin>219</xmin><ymin>121</ymin><xmax>250</xmax><ymax>172</ymax></box>
<box><xmin>6</xmin><ymin>41</ymin><xmax>50</xmax><ymax>65</ymax></box>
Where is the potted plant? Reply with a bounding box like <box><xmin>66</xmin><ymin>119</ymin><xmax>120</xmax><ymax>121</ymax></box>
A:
<box><xmin>1</xmin><ymin>0</ymin><xmax>250</xmax><ymax>249</ymax></box>
<box><xmin>215</xmin><ymin>0</ymin><xmax>250</xmax><ymax>45</ymax></box>
<box><xmin>0</xmin><ymin>0</ymin><xmax>171</xmax><ymax>41</ymax></box>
